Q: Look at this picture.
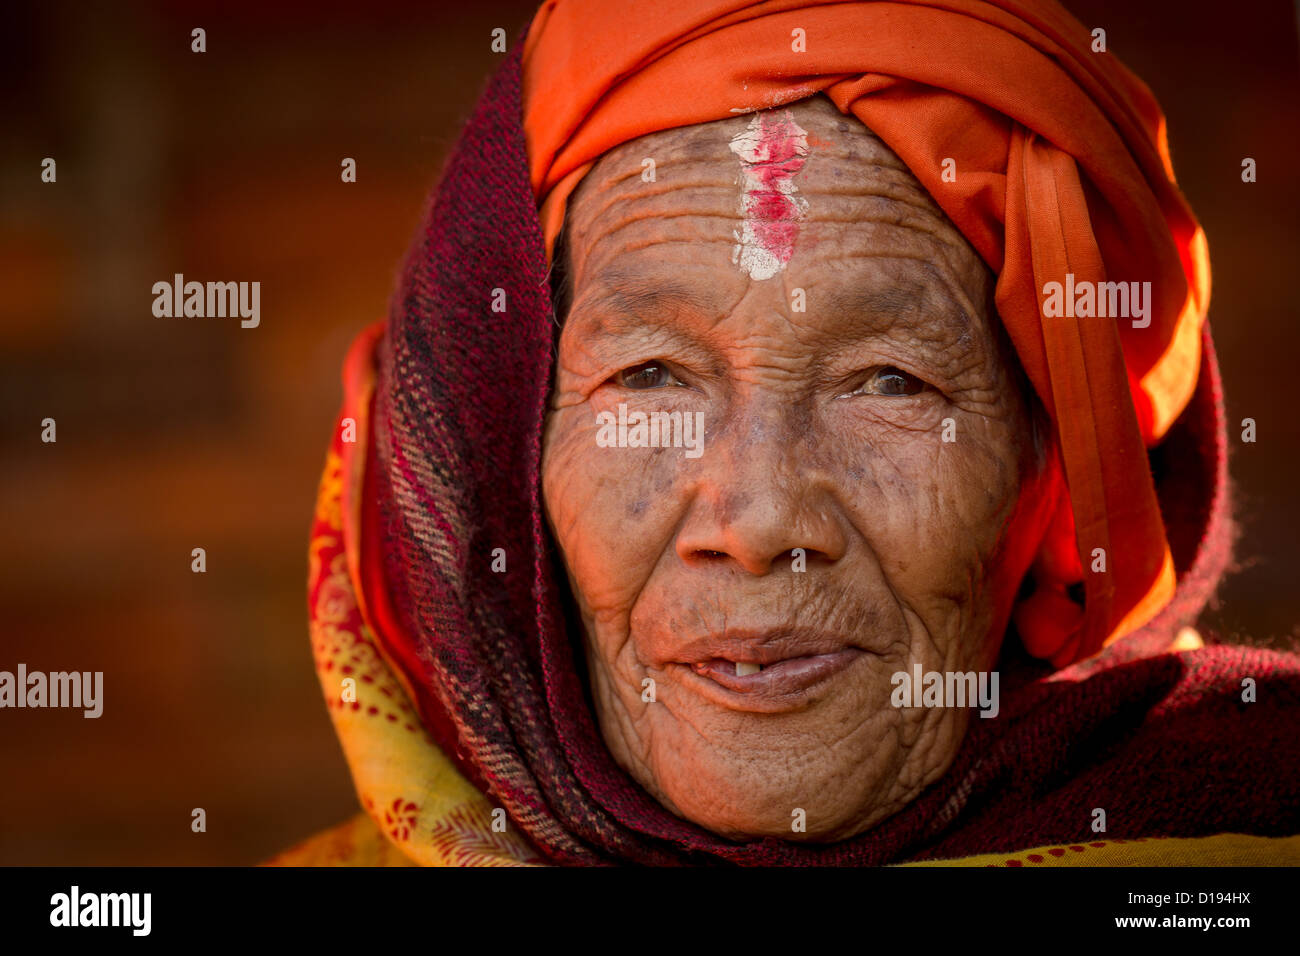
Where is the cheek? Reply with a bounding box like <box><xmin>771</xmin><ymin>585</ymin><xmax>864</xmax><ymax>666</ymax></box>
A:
<box><xmin>833</xmin><ymin>407</ymin><xmax>1031</xmax><ymax>644</ymax></box>
<box><xmin>540</xmin><ymin>404</ymin><xmax>689</xmax><ymax>620</ymax></box>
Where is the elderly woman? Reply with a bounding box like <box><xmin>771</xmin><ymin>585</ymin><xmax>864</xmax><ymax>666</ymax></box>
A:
<box><xmin>274</xmin><ymin>0</ymin><xmax>1300</xmax><ymax>866</ymax></box>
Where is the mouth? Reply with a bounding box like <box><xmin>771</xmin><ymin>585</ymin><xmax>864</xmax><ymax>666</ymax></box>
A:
<box><xmin>689</xmin><ymin>649</ymin><xmax>864</xmax><ymax>688</ymax></box>
<box><xmin>672</xmin><ymin>633</ymin><xmax>871</xmax><ymax>712</ymax></box>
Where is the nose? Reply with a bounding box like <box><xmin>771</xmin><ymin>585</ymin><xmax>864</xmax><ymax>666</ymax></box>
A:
<box><xmin>674</xmin><ymin>415</ymin><xmax>849</xmax><ymax>576</ymax></box>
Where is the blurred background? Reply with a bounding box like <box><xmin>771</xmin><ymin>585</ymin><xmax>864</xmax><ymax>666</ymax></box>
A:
<box><xmin>0</xmin><ymin>0</ymin><xmax>1296</xmax><ymax>865</ymax></box>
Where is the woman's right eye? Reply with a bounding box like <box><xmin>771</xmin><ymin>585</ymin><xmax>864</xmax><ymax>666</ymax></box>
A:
<box><xmin>615</xmin><ymin>361</ymin><xmax>683</xmax><ymax>389</ymax></box>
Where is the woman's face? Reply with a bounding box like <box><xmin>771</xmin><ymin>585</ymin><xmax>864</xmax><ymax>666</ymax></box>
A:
<box><xmin>540</xmin><ymin>96</ymin><xmax>1056</xmax><ymax>841</ymax></box>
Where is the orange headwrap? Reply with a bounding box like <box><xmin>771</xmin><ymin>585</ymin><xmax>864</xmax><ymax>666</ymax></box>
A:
<box><xmin>519</xmin><ymin>0</ymin><xmax>1210</xmax><ymax>667</ymax></box>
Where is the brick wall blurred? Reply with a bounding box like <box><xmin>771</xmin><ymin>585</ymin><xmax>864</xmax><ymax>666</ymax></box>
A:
<box><xmin>0</xmin><ymin>0</ymin><xmax>1295</xmax><ymax>864</ymax></box>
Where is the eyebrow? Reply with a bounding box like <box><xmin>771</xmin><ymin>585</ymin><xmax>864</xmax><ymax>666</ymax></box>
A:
<box><xmin>586</xmin><ymin>268</ymin><xmax>713</xmax><ymax>319</ymax></box>
<box><xmin>566</xmin><ymin>269</ymin><xmax>723</xmax><ymax>351</ymax></box>
<box><xmin>821</xmin><ymin>280</ymin><xmax>974</xmax><ymax>341</ymax></box>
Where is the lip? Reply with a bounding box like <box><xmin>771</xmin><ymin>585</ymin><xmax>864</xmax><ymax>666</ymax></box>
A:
<box><xmin>670</xmin><ymin>629</ymin><xmax>873</xmax><ymax>712</ymax></box>
<box><xmin>672</xmin><ymin>628</ymin><xmax>868</xmax><ymax>667</ymax></box>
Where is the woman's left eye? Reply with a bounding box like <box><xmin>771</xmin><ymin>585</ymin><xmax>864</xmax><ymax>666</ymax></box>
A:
<box><xmin>614</xmin><ymin>361</ymin><xmax>684</xmax><ymax>389</ymax></box>
<box><xmin>850</xmin><ymin>366</ymin><xmax>928</xmax><ymax>397</ymax></box>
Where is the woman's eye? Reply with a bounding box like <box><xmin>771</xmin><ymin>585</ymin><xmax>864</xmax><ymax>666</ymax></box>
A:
<box><xmin>852</xmin><ymin>366</ymin><xmax>928</xmax><ymax>397</ymax></box>
<box><xmin>615</xmin><ymin>361</ymin><xmax>682</xmax><ymax>389</ymax></box>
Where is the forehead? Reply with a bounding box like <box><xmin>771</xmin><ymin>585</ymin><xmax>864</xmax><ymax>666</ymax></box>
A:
<box><xmin>562</xmin><ymin>96</ymin><xmax>989</xmax><ymax>338</ymax></box>
<box><xmin>567</xmin><ymin>98</ymin><xmax>948</xmax><ymax>252</ymax></box>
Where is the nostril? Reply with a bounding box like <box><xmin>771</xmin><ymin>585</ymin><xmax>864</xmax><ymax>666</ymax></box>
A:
<box><xmin>782</xmin><ymin>547</ymin><xmax>830</xmax><ymax>568</ymax></box>
<box><xmin>688</xmin><ymin>547</ymin><xmax>831</xmax><ymax>571</ymax></box>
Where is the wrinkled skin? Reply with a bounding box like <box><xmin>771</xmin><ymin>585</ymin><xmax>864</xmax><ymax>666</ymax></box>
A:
<box><xmin>540</xmin><ymin>95</ymin><xmax>1058</xmax><ymax>841</ymax></box>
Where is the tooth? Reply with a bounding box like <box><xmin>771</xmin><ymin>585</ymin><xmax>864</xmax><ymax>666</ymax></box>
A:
<box><xmin>735</xmin><ymin>661</ymin><xmax>762</xmax><ymax>676</ymax></box>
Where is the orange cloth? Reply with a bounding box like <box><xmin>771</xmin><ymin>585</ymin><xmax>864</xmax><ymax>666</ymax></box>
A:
<box><xmin>520</xmin><ymin>0</ymin><xmax>1210</xmax><ymax>666</ymax></box>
